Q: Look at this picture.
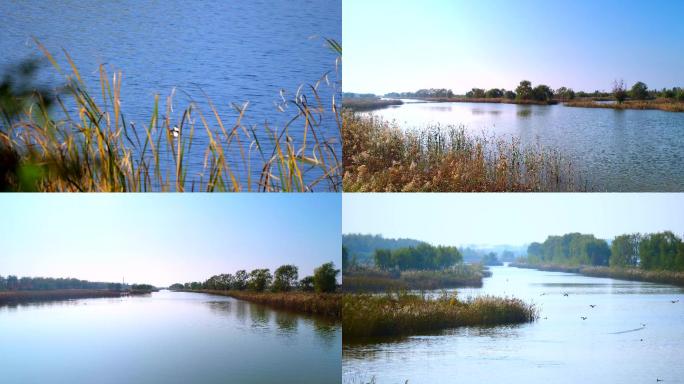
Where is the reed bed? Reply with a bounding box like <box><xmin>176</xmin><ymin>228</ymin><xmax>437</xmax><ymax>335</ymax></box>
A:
<box><xmin>343</xmin><ymin>113</ymin><xmax>587</xmax><ymax>192</ymax></box>
<box><xmin>342</xmin><ymin>292</ymin><xmax>538</xmax><ymax>339</ymax></box>
<box><xmin>192</xmin><ymin>289</ymin><xmax>341</xmax><ymax>319</ymax></box>
<box><xmin>342</xmin><ymin>98</ymin><xmax>403</xmax><ymax>111</ymax></box>
<box><xmin>0</xmin><ymin>289</ymin><xmax>123</xmax><ymax>304</ymax></box>
<box><xmin>344</xmin><ymin>265</ymin><xmax>485</xmax><ymax>292</ymax></box>
<box><xmin>512</xmin><ymin>263</ymin><xmax>684</xmax><ymax>287</ymax></box>
<box><xmin>565</xmin><ymin>99</ymin><xmax>684</xmax><ymax>112</ymax></box>
<box><xmin>425</xmin><ymin>97</ymin><xmax>558</xmax><ymax>105</ymax></box>
<box><xmin>0</xmin><ymin>40</ymin><xmax>341</xmax><ymax>191</ymax></box>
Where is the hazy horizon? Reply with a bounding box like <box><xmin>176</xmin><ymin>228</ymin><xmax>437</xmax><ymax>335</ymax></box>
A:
<box><xmin>343</xmin><ymin>193</ymin><xmax>684</xmax><ymax>247</ymax></box>
<box><xmin>344</xmin><ymin>0</ymin><xmax>684</xmax><ymax>95</ymax></box>
<box><xmin>0</xmin><ymin>195</ymin><xmax>341</xmax><ymax>287</ymax></box>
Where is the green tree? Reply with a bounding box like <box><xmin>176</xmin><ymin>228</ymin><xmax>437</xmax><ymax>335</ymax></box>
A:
<box><xmin>485</xmin><ymin>88</ymin><xmax>503</xmax><ymax>98</ymax></box>
<box><xmin>515</xmin><ymin>80</ymin><xmax>533</xmax><ymax>100</ymax></box>
<box><xmin>313</xmin><ymin>262</ymin><xmax>339</xmax><ymax>293</ymax></box>
<box><xmin>630</xmin><ymin>81</ymin><xmax>649</xmax><ymax>100</ymax></box>
<box><xmin>610</xmin><ymin>234</ymin><xmax>641</xmax><ymax>267</ymax></box>
<box><xmin>248</xmin><ymin>269</ymin><xmax>272</xmax><ymax>292</ymax></box>
<box><xmin>532</xmin><ymin>85</ymin><xmax>553</xmax><ymax>101</ymax></box>
<box><xmin>504</xmin><ymin>90</ymin><xmax>516</xmax><ymax>100</ymax></box>
<box><xmin>299</xmin><ymin>276</ymin><xmax>314</xmax><ymax>292</ymax></box>
<box><xmin>374</xmin><ymin>249</ymin><xmax>393</xmax><ymax>270</ymax></box>
<box><xmin>342</xmin><ymin>246</ymin><xmax>349</xmax><ymax>271</ymax></box>
<box><xmin>272</xmin><ymin>265</ymin><xmax>298</xmax><ymax>292</ymax></box>
<box><xmin>233</xmin><ymin>270</ymin><xmax>248</xmax><ymax>290</ymax></box>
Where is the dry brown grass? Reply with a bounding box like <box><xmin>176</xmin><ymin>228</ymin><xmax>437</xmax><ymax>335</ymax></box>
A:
<box><xmin>0</xmin><ymin>289</ymin><xmax>123</xmax><ymax>304</ymax></box>
<box><xmin>194</xmin><ymin>289</ymin><xmax>341</xmax><ymax>319</ymax></box>
<box><xmin>565</xmin><ymin>99</ymin><xmax>684</xmax><ymax>112</ymax></box>
<box><xmin>342</xmin><ymin>112</ymin><xmax>587</xmax><ymax>192</ymax></box>
<box><xmin>342</xmin><ymin>98</ymin><xmax>403</xmax><ymax>111</ymax></box>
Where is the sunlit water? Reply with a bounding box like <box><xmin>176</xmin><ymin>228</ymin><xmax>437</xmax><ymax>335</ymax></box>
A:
<box><xmin>343</xmin><ymin>265</ymin><xmax>684</xmax><ymax>384</ymax></box>
<box><xmin>0</xmin><ymin>290</ymin><xmax>341</xmax><ymax>384</ymax></box>
<box><xmin>0</xmin><ymin>0</ymin><xmax>341</xmax><ymax>189</ymax></box>
<box><xmin>366</xmin><ymin>101</ymin><xmax>684</xmax><ymax>191</ymax></box>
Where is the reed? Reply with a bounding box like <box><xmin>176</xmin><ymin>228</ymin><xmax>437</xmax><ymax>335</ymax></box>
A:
<box><xmin>0</xmin><ymin>289</ymin><xmax>124</xmax><ymax>304</ymax></box>
<box><xmin>191</xmin><ymin>289</ymin><xmax>341</xmax><ymax>319</ymax></box>
<box><xmin>343</xmin><ymin>112</ymin><xmax>587</xmax><ymax>192</ymax></box>
<box><xmin>512</xmin><ymin>262</ymin><xmax>684</xmax><ymax>287</ymax></box>
<box><xmin>342</xmin><ymin>292</ymin><xmax>538</xmax><ymax>339</ymax></box>
<box><xmin>565</xmin><ymin>99</ymin><xmax>684</xmax><ymax>112</ymax></box>
<box><xmin>343</xmin><ymin>265</ymin><xmax>485</xmax><ymax>292</ymax></box>
<box><xmin>342</xmin><ymin>98</ymin><xmax>403</xmax><ymax>111</ymax></box>
<box><xmin>0</xmin><ymin>40</ymin><xmax>341</xmax><ymax>191</ymax></box>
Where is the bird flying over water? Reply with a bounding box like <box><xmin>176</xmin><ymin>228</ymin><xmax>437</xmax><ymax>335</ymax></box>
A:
<box><xmin>671</xmin><ymin>299</ymin><xmax>679</xmax><ymax>303</ymax></box>
<box><xmin>589</xmin><ymin>304</ymin><xmax>596</xmax><ymax>308</ymax></box>
<box><xmin>581</xmin><ymin>316</ymin><xmax>587</xmax><ymax>320</ymax></box>
<box><xmin>563</xmin><ymin>292</ymin><xmax>569</xmax><ymax>297</ymax></box>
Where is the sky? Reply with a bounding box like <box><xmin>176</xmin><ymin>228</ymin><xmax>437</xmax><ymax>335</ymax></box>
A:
<box><xmin>343</xmin><ymin>0</ymin><xmax>684</xmax><ymax>94</ymax></box>
<box><xmin>343</xmin><ymin>193</ymin><xmax>684</xmax><ymax>247</ymax></box>
<box><xmin>0</xmin><ymin>194</ymin><xmax>340</xmax><ymax>287</ymax></box>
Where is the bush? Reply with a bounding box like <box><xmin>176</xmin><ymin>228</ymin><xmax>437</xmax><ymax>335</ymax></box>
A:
<box><xmin>313</xmin><ymin>262</ymin><xmax>339</xmax><ymax>293</ymax></box>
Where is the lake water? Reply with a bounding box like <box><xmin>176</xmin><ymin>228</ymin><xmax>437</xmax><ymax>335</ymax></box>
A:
<box><xmin>343</xmin><ymin>265</ymin><xmax>684</xmax><ymax>384</ymax></box>
<box><xmin>0</xmin><ymin>0</ymin><xmax>341</xmax><ymax>189</ymax></box>
<box><xmin>0</xmin><ymin>290</ymin><xmax>341</xmax><ymax>384</ymax></box>
<box><xmin>366</xmin><ymin>101</ymin><xmax>684</xmax><ymax>191</ymax></box>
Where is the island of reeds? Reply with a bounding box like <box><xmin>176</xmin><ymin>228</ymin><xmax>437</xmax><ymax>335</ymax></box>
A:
<box><xmin>512</xmin><ymin>231</ymin><xmax>684</xmax><ymax>286</ymax></box>
<box><xmin>0</xmin><ymin>39</ymin><xmax>341</xmax><ymax>192</ymax></box>
<box><xmin>341</xmin><ymin>234</ymin><xmax>537</xmax><ymax>339</ymax></box>
<box><xmin>174</xmin><ymin>262</ymin><xmax>341</xmax><ymax>319</ymax></box>
<box><xmin>0</xmin><ymin>275</ymin><xmax>158</xmax><ymax>305</ymax></box>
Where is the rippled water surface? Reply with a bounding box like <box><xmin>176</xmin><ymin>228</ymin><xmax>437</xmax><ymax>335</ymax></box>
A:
<box><xmin>367</xmin><ymin>101</ymin><xmax>684</xmax><ymax>191</ymax></box>
<box><xmin>343</xmin><ymin>265</ymin><xmax>684</xmax><ymax>384</ymax></box>
<box><xmin>0</xmin><ymin>0</ymin><xmax>341</xmax><ymax>187</ymax></box>
<box><xmin>0</xmin><ymin>291</ymin><xmax>341</xmax><ymax>384</ymax></box>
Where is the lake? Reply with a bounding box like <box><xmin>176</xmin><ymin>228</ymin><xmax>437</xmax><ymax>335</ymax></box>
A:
<box><xmin>0</xmin><ymin>0</ymin><xmax>341</xmax><ymax>189</ymax></box>
<box><xmin>366</xmin><ymin>101</ymin><xmax>684</xmax><ymax>191</ymax></box>
<box><xmin>0</xmin><ymin>290</ymin><xmax>341</xmax><ymax>384</ymax></box>
<box><xmin>343</xmin><ymin>265</ymin><xmax>684</xmax><ymax>384</ymax></box>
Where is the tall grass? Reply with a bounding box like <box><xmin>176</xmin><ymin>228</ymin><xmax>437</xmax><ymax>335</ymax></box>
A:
<box><xmin>0</xmin><ymin>40</ymin><xmax>341</xmax><ymax>191</ymax></box>
<box><xmin>342</xmin><ymin>292</ymin><xmax>538</xmax><ymax>339</ymax></box>
<box><xmin>343</xmin><ymin>265</ymin><xmax>486</xmax><ymax>292</ymax></box>
<box><xmin>565</xmin><ymin>99</ymin><xmax>684</xmax><ymax>112</ymax></box>
<box><xmin>512</xmin><ymin>262</ymin><xmax>684</xmax><ymax>287</ymax></box>
<box><xmin>342</xmin><ymin>98</ymin><xmax>403</xmax><ymax>111</ymax></box>
<box><xmin>342</xmin><ymin>112</ymin><xmax>587</xmax><ymax>192</ymax></box>
<box><xmin>190</xmin><ymin>289</ymin><xmax>341</xmax><ymax>318</ymax></box>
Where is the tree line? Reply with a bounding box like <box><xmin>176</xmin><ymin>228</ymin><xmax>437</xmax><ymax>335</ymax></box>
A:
<box><xmin>0</xmin><ymin>276</ymin><xmax>126</xmax><ymax>291</ymax></box>
<box><xmin>173</xmin><ymin>262</ymin><xmax>340</xmax><ymax>294</ymax></box>
<box><xmin>372</xmin><ymin>243</ymin><xmax>463</xmax><ymax>271</ymax></box>
<box><xmin>527</xmin><ymin>231</ymin><xmax>684</xmax><ymax>271</ymax></box>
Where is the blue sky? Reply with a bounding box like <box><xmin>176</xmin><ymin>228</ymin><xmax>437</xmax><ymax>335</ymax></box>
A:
<box><xmin>343</xmin><ymin>193</ymin><xmax>684</xmax><ymax>246</ymax></box>
<box><xmin>0</xmin><ymin>194</ymin><xmax>340</xmax><ymax>287</ymax></box>
<box><xmin>343</xmin><ymin>0</ymin><xmax>684</xmax><ymax>94</ymax></box>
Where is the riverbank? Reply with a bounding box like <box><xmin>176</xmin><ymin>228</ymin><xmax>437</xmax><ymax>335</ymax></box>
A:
<box><xmin>343</xmin><ymin>265</ymin><xmax>488</xmax><ymax>292</ymax></box>
<box><xmin>510</xmin><ymin>262</ymin><xmax>684</xmax><ymax>287</ymax></box>
<box><xmin>565</xmin><ymin>99</ymin><xmax>684</xmax><ymax>112</ymax></box>
<box><xmin>0</xmin><ymin>289</ymin><xmax>127</xmax><ymax>305</ymax></box>
<box><xmin>342</xmin><ymin>292</ymin><xmax>538</xmax><ymax>340</ymax></box>
<box><xmin>422</xmin><ymin>97</ymin><xmax>558</xmax><ymax>105</ymax></box>
<box><xmin>342</xmin><ymin>98</ymin><xmax>404</xmax><ymax>111</ymax></box>
<box><xmin>342</xmin><ymin>112</ymin><xmax>587</xmax><ymax>192</ymax></box>
<box><xmin>183</xmin><ymin>290</ymin><xmax>341</xmax><ymax>319</ymax></box>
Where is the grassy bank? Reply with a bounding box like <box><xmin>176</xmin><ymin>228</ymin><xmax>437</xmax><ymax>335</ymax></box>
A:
<box><xmin>342</xmin><ymin>98</ymin><xmax>403</xmax><ymax>111</ymax></box>
<box><xmin>423</xmin><ymin>97</ymin><xmax>558</xmax><ymax>105</ymax></box>
<box><xmin>0</xmin><ymin>289</ymin><xmax>125</xmax><ymax>304</ymax></box>
<box><xmin>0</xmin><ymin>40</ymin><xmax>341</xmax><ymax>192</ymax></box>
<box><xmin>343</xmin><ymin>292</ymin><xmax>538</xmax><ymax>339</ymax></box>
<box><xmin>343</xmin><ymin>265</ymin><xmax>488</xmax><ymax>292</ymax></box>
<box><xmin>186</xmin><ymin>290</ymin><xmax>341</xmax><ymax>319</ymax></box>
<box><xmin>342</xmin><ymin>112</ymin><xmax>587</xmax><ymax>192</ymax></box>
<box><xmin>564</xmin><ymin>99</ymin><xmax>684</xmax><ymax>112</ymax></box>
<box><xmin>511</xmin><ymin>262</ymin><xmax>684</xmax><ymax>287</ymax></box>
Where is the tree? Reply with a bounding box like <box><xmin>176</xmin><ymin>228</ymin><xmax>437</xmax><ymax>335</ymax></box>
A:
<box><xmin>556</xmin><ymin>87</ymin><xmax>575</xmax><ymax>101</ymax></box>
<box><xmin>466</xmin><ymin>88</ymin><xmax>486</xmax><ymax>98</ymax></box>
<box><xmin>233</xmin><ymin>270</ymin><xmax>248</xmax><ymax>290</ymax></box>
<box><xmin>299</xmin><ymin>276</ymin><xmax>314</xmax><ymax>292</ymax></box>
<box><xmin>374</xmin><ymin>249</ymin><xmax>393</xmax><ymax>270</ymax></box>
<box><xmin>504</xmin><ymin>90</ymin><xmax>516</xmax><ymax>100</ymax></box>
<box><xmin>485</xmin><ymin>88</ymin><xmax>503</xmax><ymax>98</ymax></box>
<box><xmin>272</xmin><ymin>265</ymin><xmax>298</xmax><ymax>292</ymax></box>
<box><xmin>481</xmin><ymin>252</ymin><xmax>502</xmax><ymax>266</ymax></box>
<box><xmin>169</xmin><ymin>283</ymin><xmax>184</xmax><ymax>290</ymax></box>
<box><xmin>247</xmin><ymin>269</ymin><xmax>272</xmax><ymax>292</ymax></box>
<box><xmin>515</xmin><ymin>80</ymin><xmax>533</xmax><ymax>100</ymax></box>
<box><xmin>639</xmin><ymin>231</ymin><xmax>683</xmax><ymax>270</ymax></box>
<box><xmin>610</xmin><ymin>234</ymin><xmax>640</xmax><ymax>267</ymax></box>
<box><xmin>613</xmin><ymin>79</ymin><xmax>627</xmax><ymax>103</ymax></box>
<box><xmin>630</xmin><ymin>81</ymin><xmax>649</xmax><ymax>100</ymax></box>
<box><xmin>342</xmin><ymin>246</ymin><xmax>349</xmax><ymax>271</ymax></box>
<box><xmin>532</xmin><ymin>85</ymin><xmax>553</xmax><ymax>102</ymax></box>
<box><xmin>313</xmin><ymin>262</ymin><xmax>339</xmax><ymax>293</ymax></box>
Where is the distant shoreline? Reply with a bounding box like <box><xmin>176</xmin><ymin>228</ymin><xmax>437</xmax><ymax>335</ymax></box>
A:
<box><xmin>0</xmin><ymin>289</ymin><xmax>154</xmax><ymax>305</ymax></box>
<box><xmin>510</xmin><ymin>263</ymin><xmax>684</xmax><ymax>287</ymax></box>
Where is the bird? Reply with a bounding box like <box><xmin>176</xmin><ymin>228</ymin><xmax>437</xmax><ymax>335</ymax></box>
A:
<box><xmin>641</xmin><ymin>323</ymin><xmax>647</xmax><ymax>327</ymax></box>
<box><xmin>540</xmin><ymin>292</ymin><xmax>546</xmax><ymax>296</ymax></box>
<box><xmin>581</xmin><ymin>316</ymin><xmax>587</xmax><ymax>320</ymax></box>
<box><xmin>640</xmin><ymin>338</ymin><xmax>643</xmax><ymax>341</ymax></box>
<box><xmin>589</xmin><ymin>304</ymin><xmax>596</xmax><ymax>308</ymax></box>
<box><xmin>563</xmin><ymin>292</ymin><xmax>569</xmax><ymax>297</ymax></box>
<box><xmin>170</xmin><ymin>125</ymin><xmax>180</xmax><ymax>138</ymax></box>
<box><xmin>671</xmin><ymin>299</ymin><xmax>679</xmax><ymax>303</ymax></box>
<box><xmin>657</xmin><ymin>378</ymin><xmax>664</xmax><ymax>382</ymax></box>
<box><xmin>543</xmin><ymin>316</ymin><xmax>548</xmax><ymax>320</ymax></box>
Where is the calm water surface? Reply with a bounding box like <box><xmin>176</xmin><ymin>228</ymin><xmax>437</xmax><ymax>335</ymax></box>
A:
<box><xmin>0</xmin><ymin>0</ymin><xmax>341</xmax><ymax>188</ymax></box>
<box><xmin>343</xmin><ymin>265</ymin><xmax>684</xmax><ymax>384</ymax></box>
<box><xmin>0</xmin><ymin>290</ymin><xmax>341</xmax><ymax>384</ymax></box>
<box><xmin>367</xmin><ymin>102</ymin><xmax>684</xmax><ymax>191</ymax></box>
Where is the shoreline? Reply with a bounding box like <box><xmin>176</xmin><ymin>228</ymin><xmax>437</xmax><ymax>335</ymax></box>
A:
<box><xmin>510</xmin><ymin>263</ymin><xmax>684</xmax><ymax>287</ymax></box>
<box><xmin>564</xmin><ymin>99</ymin><xmax>684</xmax><ymax>112</ymax></box>
<box><xmin>0</xmin><ymin>289</ymin><xmax>146</xmax><ymax>305</ymax></box>
<box><xmin>180</xmin><ymin>289</ymin><xmax>341</xmax><ymax>319</ymax></box>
